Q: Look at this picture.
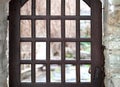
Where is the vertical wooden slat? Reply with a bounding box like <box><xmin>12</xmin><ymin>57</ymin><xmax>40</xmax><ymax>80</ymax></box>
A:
<box><xmin>61</xmin><ymin>0</ymin><xmax>65</xmax><ymax>83</ymax></box>
<box><xmin>91</xmin><ymin>0</ymin><xmax>102</xmax><ymax>85</ymax></box>
<box><xmin>76</xmin><ymin>0</ymin><xmax>80</xmax><ymax>83</ymax></box>
<box><xmin>31</xmin><ymin>42</ymin><xmax>35</xmax><ymax>83</ymax></box>
<box><xmin>31</xmin><ymin>0</ymin><xmax>35</xmax><ymax>83</ymax></box>
<box><xmin>46</xmin><ymin>0</ymin><xmax>50</xmax><ymax>83</ymax></box>
<box><xmin>9</xmin><ymin>0</ymin><xmax>21</xmax><ymax>87</ymax></box>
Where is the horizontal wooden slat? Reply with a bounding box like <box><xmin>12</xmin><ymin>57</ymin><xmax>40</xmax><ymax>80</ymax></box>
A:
<box><xmin>20</xmin><ymin>38</ymin><xmax>92</xmax><ymax>42</ymax></box>
<box><xmin>18</xmin><ymin>16</ymin><xmax>91</xmax><ymax>20</ymax></box>
<box><xmin>20</xmin><ymin>60</ymin><xmax>91</xmax><ymax>64</ymax></box>
<box><xmin>20</xmin><ymin>83</ymin><xmax>92</xmax><ymax>87</ymax></box>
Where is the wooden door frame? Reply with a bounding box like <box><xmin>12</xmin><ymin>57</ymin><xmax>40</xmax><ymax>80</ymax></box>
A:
<box><xmin>9</xmin><ymin>0</ymin><xmax>104</xmax><ymax>87</ymax></box>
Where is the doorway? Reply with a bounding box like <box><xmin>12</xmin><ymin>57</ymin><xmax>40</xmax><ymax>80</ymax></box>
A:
<box><xmin>9</xmin><ymin>0</ymin><xmax>104</xmax><ymax>87</ymax></box>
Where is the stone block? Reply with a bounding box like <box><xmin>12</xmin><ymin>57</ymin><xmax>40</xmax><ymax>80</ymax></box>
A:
<box><xmin>104</xmin><ymin>35</ymin><xmax>120</xmax><ymax>50</ymax></box>
<box><xmin>110</xmin><ymin>0</ymin><xmax>120</xmax><ymax>5</ymax></box>
<box><xmin>111</xmin><ymin>75</ymin><xmax>120</xmax><ymax>87</ymax></box>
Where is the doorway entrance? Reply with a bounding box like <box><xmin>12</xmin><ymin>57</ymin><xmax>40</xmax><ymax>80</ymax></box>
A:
<box><xmin>9</xmin><ymin>0</ymin><xmax>104</xmax><ymax>87</ymax></box>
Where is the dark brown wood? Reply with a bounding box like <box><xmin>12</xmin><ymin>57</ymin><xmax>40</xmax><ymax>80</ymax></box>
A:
<box><xmin>46</xmin><ymin>0</ymin><xmax>50</xmax><ymax>83</ymax></box>
<box><xmin>91</xmin><ymin>0</ymin><xmax>104</xmax><ymax>87</ymax></box>
<box><xmin>19</xmin><ymin>0</ymin><xmax>28</xmax><ymax>6</ymax></box>
<box><xmin>19</xmin><ymin>16</ymin><xmax>91</xmax><ymax>20</ymax></box>
<box><xmin>20</xmin><ymin>60</ymin><xmax>91</xmax><ymax>64</ymax></box>
<box><xmin>83</xmin><ymin>0</ymin><xmax>91</xmax><ymax>7</ymax></box>
<box><xmin>20</xmin><ymin>83</ymin><xmax>92</xmax><ymax>87</ymax></box>
<box><xmin>61</xmin><ymin>0</ymin><xmax>65</xmax><ymax>83</ymax></box>
<box><xmin>9</xmin><ymin>0</ymin><xmax>21</xmax><ymax>87</ymax></box>
<box><xmin>9</xmin><ymin>0</ymin><xmax>104</xmax><ymax>87</ymax></box>
<box><xmin>76</xmin><ymin>0</ymin><xmax>80</xmax><ymax>83</ymax></box>
<box><xmin>20</xmin><ymin>38</ymin><xmax>92</xmax><ymax>42</ymax></box>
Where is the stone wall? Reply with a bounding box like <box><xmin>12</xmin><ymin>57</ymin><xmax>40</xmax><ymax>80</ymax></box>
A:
<box><xmin>0</xmin><ymin>1</ymin><xmax>9</xmax><ymax>87</ymax></box>
<box><xmin>103</xmin><ymin>0</ymin><xmax>120</xmax><ymax>87</ymax></box>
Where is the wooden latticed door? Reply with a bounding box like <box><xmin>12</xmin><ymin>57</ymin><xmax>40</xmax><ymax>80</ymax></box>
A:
<box><xmin>9</xmin><ymin>0</ymin><xmax>104</xmax><ymax>87</ymax></box>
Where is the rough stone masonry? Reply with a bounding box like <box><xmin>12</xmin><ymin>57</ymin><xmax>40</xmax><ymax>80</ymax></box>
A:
<box><xmin>0</xmin><ymin>0</ymin><xmax>120</xmax><ymax>87</ymax></box>
<box><xmin>104</xmin><ymin>0</ymin><xmax>120</xmax><ymax>87</ymax></box>
<box><xmin>0</xmin><ymin>0</ymin><xmax>9</xmax><ymax>87</ymax></box>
